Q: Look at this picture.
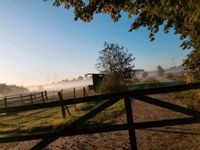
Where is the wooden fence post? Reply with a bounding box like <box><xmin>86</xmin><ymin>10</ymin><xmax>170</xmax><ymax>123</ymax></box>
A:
<box><xmin>83</xmin><ymin>87</ymin><xmax>87</xmax><ymax>97</ymax></box>
<box><xmin>41</xmin><ymin>92</ymin><xmax>45</xmax><ymax>102</ymax></box>
<box><xmin>4</xmin><ymin>97</ymin><xmax>7</xmax><ymax>108</ymax></box>
<box><xmin>124</xmin><ymin>97</ymin><xmax>137</xmax><ymax>150</ymax></box>
<box><xmin>73</xmin><ymin>88</ymin><xmax>76</xmax><ymax>99</ymax></box>
<box><xmin>30</xmin><ymin>94</ymin><xmax>33</xmax><ymax>104</ymax></box>
<box><xmin>20</xmin><ymin>94</ymin><xmax>23</xmax><ymax>103</ymax></box>
<box><xmin>53</xmin><ymin>90</ymin><xmax>55</xmax><ymax>97</ymax></box>
<box><xmin>61</xmin><ymin>89</ymin><xmax>63</xmax><ymax>98</ymax></box>
<box><xmin>34</xmin><ymin>93</ymin><xmax>36</xmax><ymax>101</ymax></box>
<box><xmin>83</xmin><ymin>87</ymin><xmax>85</xmax><ymax>97</ymax></box>
<box><xmin>44</xmin><ymin>91</ymin><xmax>48</xmax><ymax>101</ymax></box>
<box><xmin>58</xmin><ymin>92</ymin><xmax>66</xmax><ymax>118</ymax></box>
<box><xmin>73</xmin><ymin>88</ymin><xmax>77</xmax><ymax>110</ymax></box>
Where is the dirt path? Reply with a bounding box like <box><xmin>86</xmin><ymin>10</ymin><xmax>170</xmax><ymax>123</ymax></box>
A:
<box><xmin>1</xmin><ymin>94</ymin><xmax>200</xmax><ymax>150</ymax></box>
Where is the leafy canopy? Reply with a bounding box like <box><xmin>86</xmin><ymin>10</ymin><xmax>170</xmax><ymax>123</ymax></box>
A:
<box><xmin>96</xmin><ymin>42</ymin><xmax>135</xmax><ymax>80</ymax></box>
<box><xmin>45</xmin><ymin>0</ymin><xmax>200</xmax><ymax>80</ymax></box>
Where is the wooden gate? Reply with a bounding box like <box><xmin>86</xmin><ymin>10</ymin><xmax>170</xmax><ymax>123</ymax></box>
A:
<box><xmin>0</xmin><ymin>83</ymin><xmax>200</xmax><ymax>150</ymax></box>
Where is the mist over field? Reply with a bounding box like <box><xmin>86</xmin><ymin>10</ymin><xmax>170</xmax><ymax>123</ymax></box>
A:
<box><xmin>26</xmin><ymin>79</ymin><xmax>93</xmax><ymax>92</ymax></box>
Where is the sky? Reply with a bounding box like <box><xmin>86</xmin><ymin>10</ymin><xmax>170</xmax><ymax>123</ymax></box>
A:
<box><xmin>0</xmin><ymin>0</ymin><xmax>190</xmax><ymax>86</ymax></box>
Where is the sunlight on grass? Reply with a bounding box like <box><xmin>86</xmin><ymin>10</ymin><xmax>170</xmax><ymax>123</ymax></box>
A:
<box><xmin>0</xmin><ymin>99</ymin><xmax>125</xmax><ymax>134</ymax></box>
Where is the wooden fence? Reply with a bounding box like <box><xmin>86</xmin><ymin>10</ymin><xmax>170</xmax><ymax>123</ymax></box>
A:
<box><xmin>0</xmin><ymin>86</ymin><xmax>90</xmax><ymax>109</ymax></box>
<box><xmin>0</xmin><ymin>92</ymin><xmax>47</xmax><ymax>108</ymax></box>
<box><xmin>0</xmin><ymin>83</ymin><xmax>200</xmax><ymax>150</ymax></box>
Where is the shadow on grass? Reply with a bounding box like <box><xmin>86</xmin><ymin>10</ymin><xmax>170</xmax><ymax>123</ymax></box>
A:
<box><xmin>0</xmin><ymin>99</ymin><xmax>125</xmax><ymax>136</ymax></box>
<box><xmin>77</xmin><ymin>101</ymin><xmax>104</xmax><ymax>111</ymax></box>
<box><xmin>0</xmin><ymin>110</ymin><xmax>126</xmax><ymax>135</ymax></box>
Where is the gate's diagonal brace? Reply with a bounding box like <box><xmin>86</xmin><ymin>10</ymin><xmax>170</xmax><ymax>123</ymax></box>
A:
<box><xmin>134</xmin><ymin>95</ymin><xmax>200</xmax><ymax>118</ymax></box>
<box><xmin>31</xmin><ymin>96</ymin><xmax>122</xmax><ymax>150</ymax></box>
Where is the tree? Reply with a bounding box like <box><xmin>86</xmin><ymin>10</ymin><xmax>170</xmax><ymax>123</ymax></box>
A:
<box><xmin>96</xmin><ymin>42</ymin><xmax>135</xmax><ymax>81</ymax></box>
<box><xmin>157</xmin><ymin>65</ymin><xmax>165</xmax><ymax>76</ymax></box>
<box><xmin>77</xmin><ymin>76</ymin><xmax>84</xmax><ymax>81</ymax></box>
<box><xmin>46</xmin><ymin>0</ymin><xmax>200</xmax><ymax>81</ymax></box>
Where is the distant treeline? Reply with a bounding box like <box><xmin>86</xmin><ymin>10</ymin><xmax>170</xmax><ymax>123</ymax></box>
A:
<box><xmin>0</xmin><ymin>84</ymin><xmax>29</xmax><ymax>96</ymax></box>
<box><xmin>56</xmin><ymin>76</ymin><xmax>92</xmax><ymax>84</ymax></box>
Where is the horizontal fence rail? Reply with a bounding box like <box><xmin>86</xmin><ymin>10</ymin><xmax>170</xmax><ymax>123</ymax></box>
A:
<box><xmin>0</xmin><ymin>92</ymin><xmax>42</xmax><ymax>100</ymax></box>
<box><xmin>0</xmin><ymin>83</ymin><xmax>200</xmax><ymax>113</ymax></box>
<box><xmin>1</xmin><ymin>117</ymin><xmax>200</xmax><ymax>144</ymax></box>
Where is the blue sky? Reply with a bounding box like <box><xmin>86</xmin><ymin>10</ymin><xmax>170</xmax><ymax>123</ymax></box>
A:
<box><xmin>0</xmin><ymin>0</ymin><xmax>189</xmax><ymax>86</ymax></box>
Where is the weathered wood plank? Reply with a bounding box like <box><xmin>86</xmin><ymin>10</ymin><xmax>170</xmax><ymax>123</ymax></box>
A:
<box><xmin>4</xmin><ymin>97</ymin><xmax>7</xmax><ymax>108</ymax></box>
<box><xmin>58</xmin><ymin>92</ymin><xmax>66</xmax><ymax>118</ymax></box>
<box><xmin>134</xmin><ymin>117</ymin><xmax>200</xmax><ymax>128</ymax></box>
<box><xmin>0</xmin><ymin>83</ymin><xmax>200</xmax><ymax>113</ymax></box>
<box><xmin>44</xmin><ymin>91</ymin><xmax>48</xmax><ymax>101</ymax></box>
<box><xmin>124</xmin><ymin>97</ymin><xmax>137</xmax><ymax>150</ymax></box>
<box><xmin>30</xmin><ymin>94</ymin><xmax>33</xmax><ymax>104</ymax></box>
<box><xmin>41</xmin><ymin>92</ymin><xmax>45</xmax><ymax>102</ymax></box>
<box><xmin>0</xmin><ymin>124</ymin><xmax>129</xmax><ymax>143</ymax></box>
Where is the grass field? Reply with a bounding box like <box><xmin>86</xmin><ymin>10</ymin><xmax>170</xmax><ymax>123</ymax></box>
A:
<box><xmin>129</xmin><ymin>77</ymin><xmax>184</xmax><ymax>90</ymax></box>
<box><xmin>0</xmin><ymin>77</ymin><xmax>185</xmax><ymax>135</ymax></box>
<box><xmin>0</xmin><ymin>99</ymin><xmax>125</xmax><ymax>134</ymax></box>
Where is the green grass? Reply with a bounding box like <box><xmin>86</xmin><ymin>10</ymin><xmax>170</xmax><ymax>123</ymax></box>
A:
<box><xmin>0</xmin><ymin>99</ymin><xmax>125</xmax><ymax>134</ymax></box>
<box><xmin>0</xmin><ymin>107</ymin><xmax>67</xmax><ymax>133</ymax></box>
<box><xmin>129</xmin><ymin>77</ymin><xmax>184</xmax><ymax>90</ymax></box>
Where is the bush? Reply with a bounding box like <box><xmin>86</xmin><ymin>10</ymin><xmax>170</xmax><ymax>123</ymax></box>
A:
<box><xmin>172</xmin><ymin>90</ymin><xmax>200</xmax><ymax>110</ymax></box>
<box><xmin>168</xmin><ymin>73</ymin><xmax>200</xmax><ymax>110</ymax></box>
<box><xmin>98</xmin><ymin>74</ymin><xmax>128</xmax><ymax>94</ymax></box>
<box><xmin>184</xmin><ymin>73</ymin><xmax>200</xmax><ymax>83</ymax></box>
<box><xmin>167</xmin><ymin>73</ymin><xmax>186</xmax><ymax>82</ymax></box>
